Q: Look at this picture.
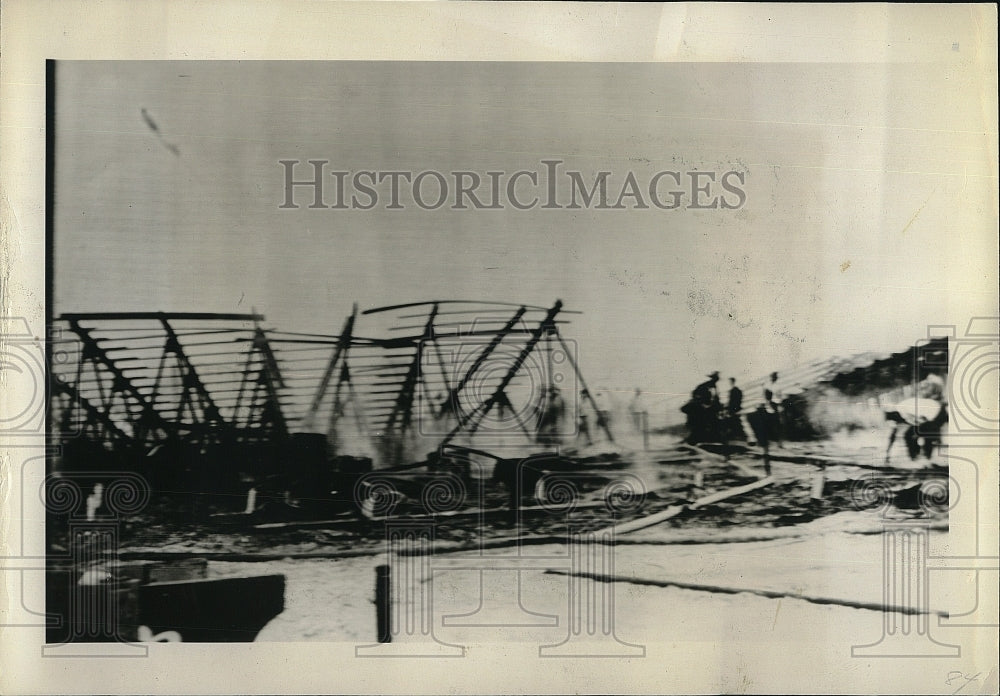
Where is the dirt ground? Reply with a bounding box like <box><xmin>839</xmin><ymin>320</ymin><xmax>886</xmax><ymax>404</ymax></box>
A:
<box><xmin>50</xmin><ymin>431</ymin><xmax>953</xmax><ymax>648</ymax></box>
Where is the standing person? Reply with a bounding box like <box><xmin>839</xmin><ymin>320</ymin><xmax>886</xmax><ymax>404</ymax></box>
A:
<box><xmin>549</xmin><ymin>385</ymin><xmax>565</xmax><ymax>430</ymax></box>
<box><xmin>726</xmin><ymin>378</ymin><xmax>745</xmax><ymax>441</ymax></box>
<box><xmin>628</xmin><ymin>387</ymin><xmax>648</xmax><ymax>433</ymax></box>
<box><xmin>763</xmin><ymin>371</ymin><xmax>784</xmax><ymax>448</ymax></box>
<box><xmin>693</xmin><ymin>372</ymin><xmax>721</xmax><ymax>412</ymax></box>
<box><xmin>537</xmin><ymin>385</ymin><xmax>565</xmax><ymax>446</ymax></box>
<box><xmin>746</xmin><ymin>403</ymin><xmax>772</xmax><ymax>476</ymax></box>
<box><xmin>684</xmin><ymin>371</ymin><xmax>722</xmax><ymax>444</ymax></box>
<box><xmin>746</xmin><ymin>372</ymin><xmax>783</xmax><ymax>476</ymax></box>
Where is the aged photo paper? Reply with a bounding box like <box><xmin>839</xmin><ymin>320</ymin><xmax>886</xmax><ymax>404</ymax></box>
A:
<box><xmin>2</xmin><ymin>2</ymin><xmax>998</xmax><ymax>694</ymax></box>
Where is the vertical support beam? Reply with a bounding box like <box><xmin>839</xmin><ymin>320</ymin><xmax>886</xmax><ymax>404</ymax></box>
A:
<box><xmin>429</xmin><ymin>336</ymin><xmax>453</xmax><ymax>399</ymax></box>
<box><xmin>328</xmin><ymin>362</ymin><xmax>348</xmax><ymax>430</ymax></box>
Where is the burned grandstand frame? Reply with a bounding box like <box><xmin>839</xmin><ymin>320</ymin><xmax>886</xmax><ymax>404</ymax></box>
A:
<box><xmin>47</xmin><ymin>300</ymin><xmax>619</xmax><ymax>512</ymax></box>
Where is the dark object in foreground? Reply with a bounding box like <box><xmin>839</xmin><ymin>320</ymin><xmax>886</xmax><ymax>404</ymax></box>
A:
<box><xmin>375</xmin><ymin>564</ymin><xmax>391</xmax><ymax>643</ymax></box>
<box><xmin>47</xmin><ymin>563</ymin><xmax>285</xmax><ymax>643</ymax></box>
<box><xmin>136</xmin><ymin>574</ymin><xmax>285</xmax><ymax>642</ymax></box>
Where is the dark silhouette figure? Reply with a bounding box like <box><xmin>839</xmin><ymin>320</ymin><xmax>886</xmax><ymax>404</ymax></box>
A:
<box><xmin>682</xmin><ymin>371</ymin><xmax>722</xmax><ymax>444</ymax></box>
<box><xmin>725</xmin><ymin>378</ymin><xmax>745</xmax><ymax>442</ymax></box>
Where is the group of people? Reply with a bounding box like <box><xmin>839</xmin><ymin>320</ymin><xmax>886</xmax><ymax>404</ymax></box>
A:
<box><xmin>537</xmin><ymin>386</ymin><xmax>614</xmax><ymax>447</ymax></box>
<box><xmin>683</xmin><ymin>368</ymin><xmax>949</xmax><ymax>467</ymax></box>
<box><xmin>682</xmin><ymin>370</ymin><xmax>785</xmax><ymax>448</ymax></box>
<box><xmin>431</xmin><ymin>382</ymin><xmax>634</xmax><ymax>449</ymax></box>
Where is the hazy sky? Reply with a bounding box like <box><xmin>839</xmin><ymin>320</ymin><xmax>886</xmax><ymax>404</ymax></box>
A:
<box><xmin>53</xmin><ymin>60</ymin><xmax>997</xmax><ymax>412</ymax></box>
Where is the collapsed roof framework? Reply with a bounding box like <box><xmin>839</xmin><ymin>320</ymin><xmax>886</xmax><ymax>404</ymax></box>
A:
<box><xmin>51</xmin><ymin>301</ymin><xmax>611</xmax><ymax>468</ymax></box>
<box><xmin>736</xmin><ymin>336</ymin><xmax>949</xmax><ymax>403</ymax></box>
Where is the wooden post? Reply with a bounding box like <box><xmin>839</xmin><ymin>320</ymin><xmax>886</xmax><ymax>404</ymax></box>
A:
<box><xmin>375</xmin><ymin>564</ymin><xmax>391</xmax><ymax>643</ymax></box>
<box><xmin>356</xmin><ymin>524</ymin><xmax>463</xmax><ymax>656</ymax></box>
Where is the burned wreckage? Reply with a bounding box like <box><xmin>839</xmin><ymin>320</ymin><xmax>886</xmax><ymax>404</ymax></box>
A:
<box><xmin>50</xmin><ymin>300</ymin><xmax>624</xmax><ymax>518</ymax></box>
<box><xmin>44</xmin><ymin>301</ymin><xmax>951</xmax><ymax>643</ymax></box>
<box><xmin>46</xmin><ymin>300</ymin><xmax>630</xmax><ymax>642</ymax></box>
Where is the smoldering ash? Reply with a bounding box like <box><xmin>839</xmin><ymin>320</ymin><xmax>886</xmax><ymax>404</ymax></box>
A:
<box><xmin>278</xmin><ymin>159</ymin><xmax>747</xmax><ymax>211</ymax></box>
